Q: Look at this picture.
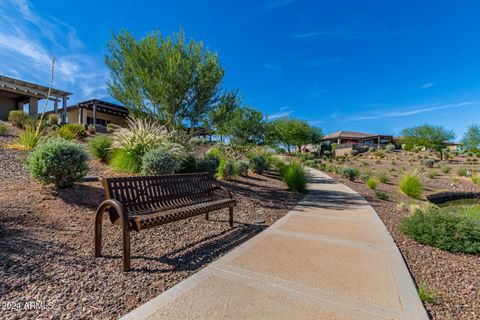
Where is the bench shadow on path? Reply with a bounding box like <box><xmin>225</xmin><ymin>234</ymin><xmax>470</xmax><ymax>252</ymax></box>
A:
<box><xmin>104</xmin><ymin>223</ymin><xmax>265</xmax><ymax>273</ymax></box>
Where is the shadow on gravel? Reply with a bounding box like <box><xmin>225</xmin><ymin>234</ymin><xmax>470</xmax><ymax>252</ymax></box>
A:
<box><xmin>49</xmin><ymin>183</ymin><xmax>105</xmax><ymax>210</ymax></box>
<box><xmin>127</xmin><ymin>224</ymin><xmax>265</xmax><ymax>273</ymax></box>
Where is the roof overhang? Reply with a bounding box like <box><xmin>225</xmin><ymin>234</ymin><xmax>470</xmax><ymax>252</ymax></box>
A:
<box><xmin>0</xmin><ymin>75</ymin><xmax>72</xmax><ymax>100</ymax></box>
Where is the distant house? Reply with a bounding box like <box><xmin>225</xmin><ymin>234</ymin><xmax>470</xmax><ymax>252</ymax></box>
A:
<box><xmin>0</xmin><ymin>75</ymin><xmax>71</xmax><ymax>121</ymax></box>
<box><xmin>46</xmin><ymin>99</ymin><xmax>129</xmax><ymax>129</ymax></box>
<box><xmin>322</xmin><ymin>131</ymin><xmax>394</xmax><ymax>147</ymax></box>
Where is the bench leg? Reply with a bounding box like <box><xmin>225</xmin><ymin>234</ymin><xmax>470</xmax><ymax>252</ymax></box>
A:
<box><xmin>205</xmin><ymin>212</ymin><xmax>209</xmax><ymax>221</ymax></box>
<box><xmin>94</xmin><ymin>208</ymin><xmax>104</xmax><ymax>257</ymax></box>
<box><xmin>229</xmin><ymin>207</ymin><xmax>234</xmax><ymax>227</ymax></box>
<box><xmin>122</xmin><ymin>228</ymin><xmax>131</xmax><ymax>272</ymax></box>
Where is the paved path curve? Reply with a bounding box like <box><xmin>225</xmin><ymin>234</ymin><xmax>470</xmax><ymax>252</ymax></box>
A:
<box><xmin>121</xmin><ymin>169</ymin><xmax>429</xmax><ymax>320</ymax></box>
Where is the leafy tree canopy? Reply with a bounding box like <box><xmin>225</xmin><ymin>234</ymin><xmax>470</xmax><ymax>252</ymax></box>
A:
<box><xmin>462</xmin><ymin>124</ymin><xmax>480</xmax><ymax>151</ymax></box>
<box><xmin>106</xmin><ymin>29</ymin><xmax>225</xmax><ymax>133</ymax></box>
<box><xmin>401</xmin><ymin>124</ymin><xmax>455</xmax><ymax>159</ymax></box>
<box><xmin>270</xmin><ymin>118</ymin><xmax>322</xmax><ymax>153</ymax></box>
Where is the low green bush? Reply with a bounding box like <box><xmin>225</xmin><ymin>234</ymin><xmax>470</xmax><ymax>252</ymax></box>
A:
<box><xmin>367</xmin><ymin>177</ymin><xmax>378</xmax><ymax>190</ymax></box>
<box><xmin>197</xmin><ymin>155</ymin><xmax>220</xmax><ymax>178</ymax></box>
<box><xmin>87</xmin><ymin>136</ymin><xmax>113</xmax><ymax>162</ymax></box>
<box><xmin>27</xmin><ymin>138</ymin><xmax>88</xmax><ymax>188</ymax></box>
<box><xmin>385</xmin><ymin>144</ymin><xmax>395</xmax><ymax>152</ymax></box>
<box><xmin>141</xmin><ymin>146</ymin><xmax>179</xmax><ymax>175</ymax></box>
<box><xmin>377</xmin><ymin>171</ymin><xmax>390</xmax><ymax>183</ymax></box>
<box><xmin>87</xmin><ymin>124</ymin><xmax>96</xmax><ymax>135</ymax></box>
<box><xmin>422</xmin><ymin>158</ymin><xmax>435</xmax><ymax>168</ymax></box>
<box><xmin>457</xmin><ymin>167</ymin><xmax>468</xmax><ymax>177</ymax></box>
<box><xmin>176</xmin><ymin>154</ymin><xmax>198</xmax><ymax>173</ymax></box>
<box><xmin>401</xmin><ymin>206</ymin><xmax>480</xmax><ymax>254</ymax></box>
<box><xmin>110</xmin><ymin>148</ymin><xmax>143</xmax><ymax>173</ymax></box>
<box><xmin>217</xmin><ymin>159</ymin><xmax>237</xmax><ymax>180</ymax></box>
<box><xmin>441</xmin><ymin>164</ymin><xmax>450</xmax><ymax>174</ymax></box>
<box><xmin>8</xmin><ymin>110</ymin><xmax>27</xmax><ymax>127</ymax></box>
<box><xmin>417</xmin><ymin>284</ymin><xmax>438</xmax><ymax>304</ymax></box>
<box><xmin>472</xmin><ymin>173</ymin><xmax>480</xmax><ymax>186</ymax></box>
<box><xmin>399</xmin><ymin>174</ymin><xmax>422</xmax><ymax>198</ymax></box>
<box><xmin>58</xmin><ymin>124</ymin><xmax>86</xmax><ymax>140</ymax></box>
<box><xmin>23</xmin><ymin>116</ymin><xmax>39</xmax><ymax>129</ymax></box>
<box><xmin>340</xmin><ymin>166</ymin><xmax>359</xmax><ymax>181</ymax></box>
<box><xmin>249</xmin><ymin>155</ymin><xmax>266</xmax><ymax>174</ymax></box>
<box><xmin>0</xmin><ymin>121</ymin><xmax>9</xmax><ymax>136</ymax></box>
<box><xmin>281</xmin><ymin>161</ymin><xmax>307</xmax><ymax>192</ymax></box>
<box><xmin>427</xmin><ymin>170</ymin><xmax>438</xmax><ymax>179</ymax></box>
<box><xmin>47</xmin><ymin>114</ymin><xmax>59</xmax><ymax>126</ymax></box>
<box><xmin>375</xmin><ymin>191</ymin><xmax>390</xmax><ymax>201</ymax></box>
<box><xmin>236</xmin><ymin>160</ymin><xmax>249</xmax><ymax>176</ymax></box>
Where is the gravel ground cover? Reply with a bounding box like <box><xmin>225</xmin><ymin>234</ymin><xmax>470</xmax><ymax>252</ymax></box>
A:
<box><xmin>325</xmin><ymin>155</ymin><xmax>480</xmax><ymax>320</ymax></box>
<box><xmin>0</xmin><ymin>135</ymin><xmax>304</xmax><ymax>319</ymax></box>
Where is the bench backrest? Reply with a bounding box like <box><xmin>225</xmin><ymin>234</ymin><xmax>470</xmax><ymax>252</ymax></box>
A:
<box><xmin>102</xmin><ymin>173</ymin><xmax>216</xmax><ymax>214</ymax></box>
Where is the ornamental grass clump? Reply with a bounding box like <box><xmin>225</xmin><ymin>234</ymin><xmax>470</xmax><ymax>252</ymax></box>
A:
<box><xmin>236</xmin><ymin>160</ymin><xmax>249</xmax><ymax>176</ymax></box>
<box><xmin>87</xmin><ymin>136</ymin><xmax>113</xmax><ymax>162</ymax></box>
<box><xmin>399</xmin><ymin>172</ymin><xmax>423</xmax><ymax>199</ymax></box>
<box><xmin>340</xmin><ymin>166</ymin><xmax>359</xmax><ymax>181</ymax></box>
<box><xmin>281</xmin><ymin>161</ymin><xmax>307</xmax><ymax>193</ymax></box>
<box><xmin>58</xmin><ymin>124</ymin><xmax>87</xmax><ymax>140</ymax></box>
<box><xmin>217</xmin><ymin>159</ymin><xmax>237</xmax><ymax>180</ymax></box>
<box><xmin>367</xmin><ymin>177</ymin><xmax>378</xmax><ymax>190</ymax></box>
<box><xmin>0</xmin><ymin>121</ymin><xmax>9</xmax><ymax>136</ymax></box>
<box><xmin>249</xmin><ymin>155</ymin><xmax>266</xmax><ymax>174</ymax></box>
<box><xmin>28</xmin><ymin>138</ymin><xmax>88</xmax><ymax>188</ymax></box>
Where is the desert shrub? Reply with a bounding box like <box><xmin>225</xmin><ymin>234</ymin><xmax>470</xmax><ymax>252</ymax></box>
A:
<box><xmin>17</xmin><ymin>126</ymin><xmax>46</xmax><ymax>150</ymax></box>
<box><xmin>367</xmin><ymin>177</ymin><xmax>378</xmax><ymax>190</ymax></box>
<box><xmin>281</xmin><ymin>161</ymin><xmax>307</xmax><ymax>192</ymax></box>
<box><xmin>318</xmin><ymin>162</ymin><xmax>326</xmax><ymax>170</ymax></box>
<box><xmin>401</xmin><ymin>206</ymin><xmax>480</xmax><ymax>254</ymax></box>
<box><xmin>249</xmin><ymin>155</ymin><xmax>266</xmax><ymax>174</ymax></box>
<box><xmin>375</xmin><ymin>191</ymin><xmax>390</xmax><ymax>201</ymax></box>
<box><xmin>417</xmin><ymin>284</ymin><xmax>438</xmax><ymax>304</ymax></box>
<box><xmin>58</xmin><ymin>124</ymin><xmax>86</xmax><ymax>140</ymax></box>
<box><xmin>197</xmin><ymin>155</ymin><xmax>220</xmax><ymax>178</ymax></box>
<box><xmin>47</xmin><ymin>114</ymin><xmax>59</xmax><ymax>126</ymax></box>
<box><xmin>87</xmin><ymin>136</ymin><xmax>113</xmax><ymax>162</ymax></box>
<box><xmin>176</xmin><ymin>154</ymin><xmax>198</xmax><ymax>173</ymax></box>
<box><xmin>373</xmin><ymin>150</ymin><xmax>385</xmax><ymax>157</ymax></box>
<box><xmin>340</xmin><ymin>166</ymin><xmax>359</xmax><ymax>181</ymax></box>
<box><xmin>457</xmin><ymin>167</ymin><xmax>468</xmax><ymax>177</ymax></box>
<box><xmin>385</xmin><ymin>144</ymin><xmax>395</xmax><ymax>152</ymax></box>
<box><xmin>304</xmin><ymin>159</ymin><xmax>316</xmax><ymax>167</ymax></box>
<box><xmin>87</xmin><ymin>124</ymin><xmax>96</xmax><ymax>135</ymax></box>
<box><xmin>368</xmin><ymin>147</ymin><xmax>375</xmax><ymax>152</ymax></box>
<box><xmin>377</xmin><ymin>171</ymin><xmax>390</xmax><ymax>183</ymax></box>
<box><xmin>422</xmin><ymin>158</ymin><xmax>435</xmax><ymax>168</ymax></box>
<box><xmin>23</xmin><ymin>116</ymin><xmax>39</xmax><ymax>129</ymax></box>
<box><xmin>360</xmin><ymin>169</ymin><xmax>372</xmax><ymax>182</ymax></box>
<box><xmin>217</xmin><ymin>159</ymin><xmax>237</xmax><ymax>180</ymax></box>
<box><xmin>427</xmin><ymin>170</ymin><xmax>438</xmax><ymax>179</ymax></box>
<box><xmin>472</xmin><ymin>173</ymin><xmax>480</xmax><ymax>186</ymax></box>
<box><xmin>110</xmin><ymin>148</ymin><xmax>143</xmax><ymax>173</ymax></box>
<box><xmin>0</xmin><ymin>121</ymin><xmax>9</xmax><ymax>136</ymax></box>
<box><xmin>236</xmin><ymin>160</ymin><xmax>249</xmax><ymax>176</ymax></box>
<box><xmin>441</xmin><ymin>164</ymin><xmax>450</xmax><ymax>174</ymax></box>
<box><xmin>8</xmin><ymin>110</ymin><xmax>27</xmax><ymax>127</ymax></box>
<box><xmin>206</xmin><ymin>145</ymin><xmax>225</xmax><ymax>160</ymax></box>
<box><xmin>399</xmin><ymin>174</ymin><xmax>423</xmax><ymax>199</ymax></box>
<box><xmin>27</xmin><ymin>138</ymin><xmax>88</xmax><ymax>188</ymax></box>
<box><xmin>141</xmin><ymin>146</ymin><xmax>179</xmax><ymax>175</ymax></box>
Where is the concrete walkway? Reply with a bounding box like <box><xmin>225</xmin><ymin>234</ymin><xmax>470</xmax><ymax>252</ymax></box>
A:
<box><xmin>121</xmin><ymin>169</ymin><xmax>428</xmax><ymax>320</ymax></box>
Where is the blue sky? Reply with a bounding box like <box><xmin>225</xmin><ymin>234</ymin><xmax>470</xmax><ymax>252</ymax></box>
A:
<box><xmin>1</xmin><ymin>0</ymin><xmax>479</xmax><ymax>139</ymax></box>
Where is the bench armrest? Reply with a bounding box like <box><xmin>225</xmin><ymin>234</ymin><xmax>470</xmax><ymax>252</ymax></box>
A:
<box><xmin>96</xmin><ymin>199</ymin><xmax>128</xmax><ymax>224</ymax></box>
<box><xmin>212</xmin><ymin>185</ymin><xmax>235</xmax><ymax>199</ymax></box>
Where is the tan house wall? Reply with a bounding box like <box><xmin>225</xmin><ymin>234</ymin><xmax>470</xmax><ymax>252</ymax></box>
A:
<box><xmin>0</xmin><ymin>96</ymin><xmax>18</xmax><ymax>121</ymax></box>
<box><xmin>51</xmin><ymin>108</ymin><xmax>128</xmax><ymax>126</ymax></box>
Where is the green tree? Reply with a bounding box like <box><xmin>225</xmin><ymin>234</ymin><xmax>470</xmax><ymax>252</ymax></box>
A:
<box><xmin>105</xmin><ymin>29</ymin><xmax>224</xmax><ymax>133</ymax></box>
<box><xmin>462</xmin><ymin>124</ymin><xmax>480</xmax><ymax>151</ymax></box>
<box><xmin>401</xmin><ymin>124</ymin><xmax>455</xmax><ymax>159</ymax></box>
<box><xmin>270</xmin><ymin>118</ymin><xmax>322</xmax><ymax>154</ymax></box>
<box><xmin>223</xmin><ymin>106</ymin><xmax>266</xmax><ymax>158</ymax></box>
<box><xmin>204</xmin><ymin>89</ymin><xmax>240</xmax><ymax>141</ymax></box>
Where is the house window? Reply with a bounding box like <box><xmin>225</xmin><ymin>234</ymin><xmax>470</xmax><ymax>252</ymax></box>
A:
<box><xmin>86</xmin><ymin>117</ymin><xmax>110</xmax><ymax>126</ymax></box>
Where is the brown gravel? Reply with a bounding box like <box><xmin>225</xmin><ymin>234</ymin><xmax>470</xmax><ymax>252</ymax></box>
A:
<box><xmin>0</xmin><ymin>147</ymin><xmax>304</xmax><ymax>320</ymax></box>
<box><xmin>327</xmin><ymin>168</ymin><xmax>480</xmax><ymax>320</ymax></box>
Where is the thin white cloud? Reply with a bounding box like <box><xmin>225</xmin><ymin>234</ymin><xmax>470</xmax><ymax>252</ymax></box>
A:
<box><xmin>267</xmin><ymin>106</ymin><xmax>293</xmax><ymax>119</ymax></box>
<box><xmin>263</xmin><ymin>63</ymin><xmax>282</xmax><ymax>74</ymax></box>
<box><xmin>290</xmin><ymin>30</ymin><xmax>349</xmax><ymax>39</ymax></box>
<box><xmin>0</xmin><ymin>0</ymin><xmax>109</xmax><ymax>104</ymax></box>
<box><xmin>347</xmin><ymin>101</ymin><xmax>478</xmax><ymax>121</ymax></box>
<box><xmin>420</xmin><ymin>82</ymin><xmax>434</xmax><ymax>89</ymax></box>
